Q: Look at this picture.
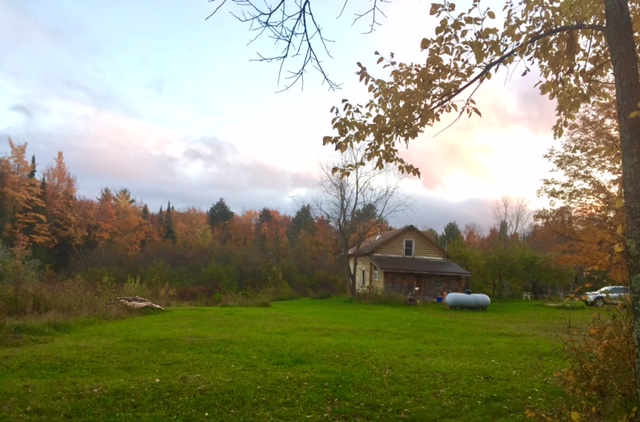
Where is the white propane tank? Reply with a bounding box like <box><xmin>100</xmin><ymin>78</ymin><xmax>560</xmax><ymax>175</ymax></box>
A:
<box><xmin>445</xmin><ymin>292</ymin><xmax>491</xmax><ymax>310</ymax></box>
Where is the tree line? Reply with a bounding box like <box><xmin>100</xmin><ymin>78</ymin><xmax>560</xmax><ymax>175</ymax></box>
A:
<box><xmin>0</xmin><ymin>125</ymin><xmax>624</xmax><ymax>303</ymax></box>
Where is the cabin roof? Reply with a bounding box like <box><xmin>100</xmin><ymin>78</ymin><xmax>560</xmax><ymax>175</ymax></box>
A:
<box><xmin>369</xmin><ymin>256</ymin><xmax>470</xmax><ymax>277</ymax></box>
<box><xmin>349</xmin><ymin>224</ymin><xmax>446</xmax><ymax>257</ymax></box>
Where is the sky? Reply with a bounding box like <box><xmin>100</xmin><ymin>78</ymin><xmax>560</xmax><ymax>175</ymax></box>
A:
<box><xmin>0</xmin><ymin>0</ymin><xmax>559</xmax><ymax>233</ymax></box>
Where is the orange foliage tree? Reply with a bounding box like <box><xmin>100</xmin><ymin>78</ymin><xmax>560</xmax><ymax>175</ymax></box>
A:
<box><xmin>537</xmin><ymin>98</ymin><xmax>627</xmax><ymax>284</ymax></box>
<box><xmin>43</xmin><ymin>151</ymin><xmax>80</xmax><ymax>267</ymax></box>
<box><xmin>0</xmin><ymin>140</ymin><xmax>51</xmax><ymax>254</ymax></box>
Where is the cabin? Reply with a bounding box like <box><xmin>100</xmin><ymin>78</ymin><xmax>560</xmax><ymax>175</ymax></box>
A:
<box><xmin>349</xmin><ymin>225</ymin><xmax>470</xmax><ymax>301</ymax></box>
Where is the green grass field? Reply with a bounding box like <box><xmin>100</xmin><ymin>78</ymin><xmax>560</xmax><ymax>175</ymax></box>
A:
<box><xmin>0</xmin><ymin>298</ymin><xmax>594</xmax><ymax>421</ymax></box>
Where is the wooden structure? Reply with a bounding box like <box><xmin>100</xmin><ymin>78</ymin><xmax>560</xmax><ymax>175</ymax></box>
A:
<box><xmin>349</xmin><ymin>225</ymin><xmax>470</xmax><ymax>301</ymax></box>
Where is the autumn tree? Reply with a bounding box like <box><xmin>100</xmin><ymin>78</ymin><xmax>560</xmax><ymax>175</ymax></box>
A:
<box><xmin>109</xmin><ymin>189</ymin><xmax>150</xmax><ymax>255</ymax></box>
<box><xmin>94</xmin><ymin>188</ymin><xmax>118</xmax><ymax>249</ymax></box>
<box><xmin>518</xmin><ymin>244</ymin><xmax>573</xmax><ymax>298</ymax></box>
<box><xmin>0</xmin><ymin>140</ymin><xmax>50</xmax><ymax>253</ymax></box>
<box><xmin>314</xmin><ymin>146</ymin><xmax>408</xmax><ymax>296</ymax></box>
<box><xmin>172</xmin><ymin>207</ymin><xmax>212</xmax><ymax>251</ymax></box>
<box><xmin>537</xmin><ymin>97</ymin><xmax>627</xmax><ymax>284</ymax></box>
<box><xmin>43</xmin><ymin>152</ymin><xmax>80</xmax><ymax>268</ymax></box>
<box><xmin>255</xmin><ymin>209</ymin><xmax>291</xmax><ymax>292</ymax></box>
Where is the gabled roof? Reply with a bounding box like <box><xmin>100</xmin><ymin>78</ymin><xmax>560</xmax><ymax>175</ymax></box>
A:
<box><xmin>369</xmin><ymin>255</ymin><xmax>470</xmax><ymax>277</ymax></box>
<box><xmin>349</xmin><ymin>224</ymin><xmax>447</xmax><ymax>257</ymax></box>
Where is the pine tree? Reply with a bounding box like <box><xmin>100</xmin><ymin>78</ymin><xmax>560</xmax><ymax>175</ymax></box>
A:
<box><xmin>207</xmin><ymin>198</ymin><xmax>234</xmax><ymax>227</ymax></box>
<box><xmin>163</xmin><ymin>201</ymin><xmax>177</xmax><ymax>244</ymax></box>
<box><xmin>288</xmin><ymin>204</ymin><xmax>316</xmax><ymax>243</ymax></box>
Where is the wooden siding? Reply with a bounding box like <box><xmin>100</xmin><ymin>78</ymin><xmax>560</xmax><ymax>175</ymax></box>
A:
<box><xmin>373</xmin><ymin>231</ymin><xmax>445</xmax><ymax>259</ymax></box>
<box><xmin>384</xmin><ymin>273</ymin><xmax>464</xmax><ymax>301</ymax></box>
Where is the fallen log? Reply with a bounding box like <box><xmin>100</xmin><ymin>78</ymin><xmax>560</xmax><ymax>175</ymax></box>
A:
<box><xmin>117</xmin><ymin>296</ymin><xmax>165</xmax><ymax>311</ymax></box>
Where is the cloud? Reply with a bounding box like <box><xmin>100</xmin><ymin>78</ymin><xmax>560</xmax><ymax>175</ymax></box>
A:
<box><xmin>390</xmin><ymin>193</ymin><xmax>496</xmax><ymax>233</ymax></box>
<box><xmin>9</xmin><ymin>104</ymin><xmax>33</xmax><ymax>120</ymax></box>
<box><xmin>1</xmin><ymin>101</ymin><xmax>318</xmax><ymax>215</ymax></box>
<box><xmin>0</xmin><ymin>2</ymin><xmax>64</xmax><ymax>50</ymax></box>
<box><xmin>403</xmin><ymin>137</ymin><xmax>494</xmax><ymax>192</ymax></box>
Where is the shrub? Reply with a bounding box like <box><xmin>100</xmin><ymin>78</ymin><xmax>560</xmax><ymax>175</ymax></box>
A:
<box><xmin>543</xmin><ymin>301</ymin><xmax>638</xmax><ymax>420</ymax></box>
<box><xmin>121</xmin><ymin>276</ymin><xmax>153</xmax><ymax>299</ymax></box>
<box><xmin>0</xmin><ymin>244</ymin><xmax>43</xmax><ymax>316</ymax></box>
<box><xmin>175</xmin><ymin>285</ymin><xmax>218</xmax><ymax>305</ymax></box>
<box><xmin>353</xmin><ymin>291</ymin><xmax>407</xmax><ymax>305</ymax></box>
<box><xmin>312</xmin><ymin>270</ymin><xmax>344</xmax><ymax>294</ymax></box>
<box><xmin>218</xmin><ymin>290</ymin><xmax>272</xmax><ymax>307</ymax></box>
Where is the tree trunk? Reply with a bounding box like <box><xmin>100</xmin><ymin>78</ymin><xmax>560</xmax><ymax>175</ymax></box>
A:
<box><xmin>347</xmin><ymin>256</ymin><xmax>357</xmax><ymax>297</ymax></box>
<box><xmin>604</xmin><ymin>0</ymin><xmax>640</xmax><ymax>402</ymax></box>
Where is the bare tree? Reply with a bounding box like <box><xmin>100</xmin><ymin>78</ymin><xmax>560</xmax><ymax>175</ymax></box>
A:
<box><xmin>314</xmin><ymin>146</ymin><xmax>409</xmax><ymax>296</ymax></box>
<box><xmin>491</xmin><ymin>196</ymin><xmax>532</xmax><ymax>239</ymax></box>
<box><xmin>206</xmin><ymin>0</ymin><xmax>390</xmax><ymax>91</ymax></box>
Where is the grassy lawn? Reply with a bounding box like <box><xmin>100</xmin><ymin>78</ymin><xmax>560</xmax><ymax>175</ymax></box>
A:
<box><xmin>0</xmin><ymin>298</ymin><xmax>594</xmax><ymax>421</ymax></box>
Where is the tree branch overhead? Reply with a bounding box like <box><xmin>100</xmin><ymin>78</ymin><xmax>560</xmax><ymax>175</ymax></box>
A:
<box><xmin>207</xmin><ymin>0</ymin><xmax>390</xmax><ymax>90</ymax></box>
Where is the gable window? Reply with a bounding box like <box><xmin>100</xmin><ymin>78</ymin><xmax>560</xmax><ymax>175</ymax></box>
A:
<box><xmin>404</xmin><ymin>239</ymin><xmax>414</xmax><ymax>257</ymax></box>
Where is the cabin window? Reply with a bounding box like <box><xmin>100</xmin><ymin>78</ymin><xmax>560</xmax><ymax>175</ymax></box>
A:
<box><xmin>361</xmin><ymin>269</ymin><xmax>366</xmax><ymax>287</ymax></box>
<box><xmin>373</xmin><ymin>271</ymin><xmax>379</xmax><ymax>281</ymax></box>
<box><xmin>435</xmin><ymin>279</ymin><xmax>443</xmax><ymax>289</ymax></box>
<box><xmin>404</xmin><ymin>239</ymin><xmax>414</xmax><ymax>257</ymax></box>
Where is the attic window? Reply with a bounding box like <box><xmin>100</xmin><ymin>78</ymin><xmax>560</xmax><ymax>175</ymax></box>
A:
<box><xmin>404</xmin><ymin>239</ymin><xmax>414</xmax><ymax>257</ymax></box>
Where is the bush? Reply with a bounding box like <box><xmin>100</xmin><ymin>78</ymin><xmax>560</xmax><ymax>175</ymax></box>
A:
<box><xmin>218</xmin><ymin>290</ymin><xmax>272</xmax><ymax>307</ymax></box>
<box><xmin>121</xmin><ymin>276</ymin><xmax>152</xmax><ymax>299</ymax></box>
<box><xmin>538</xmin><ymin>301</ymin><xmax>638</xmax><ymax>421</ymax></box>
<box><xmin>353</xmin><ymin>291</ymin><xmax>407</xmax><ymax>305</ymax></box>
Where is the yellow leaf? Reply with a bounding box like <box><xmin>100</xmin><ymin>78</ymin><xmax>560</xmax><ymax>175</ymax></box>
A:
<box><xmin>617</xmin><ymin>224</ymin><xmax>624</xmax><ymax>235</ymax></box>
<box><xmin>614</xmin><ymin>243</ymin><xmax>625</xmax><ymax>253</ymax></box>
<box><xmin>487</xmin><ymin>10</ymin><xmax>496</xmax><ymax>19</ymax></box>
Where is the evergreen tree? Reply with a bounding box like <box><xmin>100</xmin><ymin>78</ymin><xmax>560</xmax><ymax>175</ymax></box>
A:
<box><xmin>288</xmin><ymin>204</ymin><xmax>316</xmax><ymax>242</ymax></box>
<box><xmin>207</xmin><ymin>198</ymin><xmax>234</xmax><ymax>227</ymax></box>
<box><xmin>141</xmin><ymin>204</ymin><xmax>150</xmax><ymax>221</ymax></box>
<box><xmin>257</xmin><ymin>207</ymin><xmax>273</xmax><ymax>227</ymax></box>
<box><xmin>163</xmin><ymin>201</ymin><xmax>176</xmax><ymax>244</ymax></box>
<box><xmin>440</xmin><ymin>221</ymin><xmax>462</xmax><ymax>248</ymax></box>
